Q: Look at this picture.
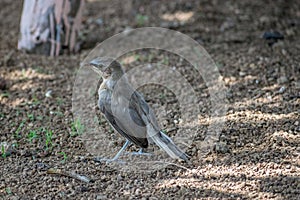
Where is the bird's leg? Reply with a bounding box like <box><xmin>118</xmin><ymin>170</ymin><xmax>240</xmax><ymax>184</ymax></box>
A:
<box><xmin>111</xmin><ymin>140</ymin><xmax>131</xmax><ymax>161</ymax></box>
<box><xmin>94</xmin><ymin>140</ymin><xmax>131</xmax><ymax>164</ymax></box>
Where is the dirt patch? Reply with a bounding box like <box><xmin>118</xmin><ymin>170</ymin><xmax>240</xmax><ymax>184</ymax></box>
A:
<box><xmin>0</xmin><ymin>0</ymin><xmax>299</xmax><ymax>199</ymax></box>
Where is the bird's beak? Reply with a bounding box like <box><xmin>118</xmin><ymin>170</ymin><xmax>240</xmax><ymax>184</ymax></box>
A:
<box><xmin>89</xmin><ymin>58</ymin><xmax>102</xmax><ymax>67</ymax></box>
<box><xmin>89</xmin><ymin>58</ymin><xmax>103</xmax><ymax>75</ymax></box>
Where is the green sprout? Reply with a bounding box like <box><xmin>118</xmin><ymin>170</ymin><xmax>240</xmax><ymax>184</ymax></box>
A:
<box><xmin>10</xmin><ymin>122</ymin><xmax>16</xmax><ymax>128</ymax></box>
<box><xmin>134</xmin><ymin>54</ymin><xmax>140</xmax><ymax>61</ymax></box>
<box><xmin>28</xmin><ymin>130</ymin><xmax>38</xmax><ymax>143</ymax></box>
<box><xmin>1</xmin><ymin>144</ymin><xmax>6</xmax><ymax>158</ymax></box>
<box><xmin>109</xmin><ymin>126</ymin><xmax>114</xmax><ymax>133</ymax></box>
<box><xmin>71</xmin><ymin>119</ymin><xmax>85</xmax><ymax>136</ymax></box>
<box><xmin>147</xmin><ymin>54</ymin><xmax>154</xmax><ymax>63</ymax></box>
<box><xmin>27</xmin><ymin>113</ymin><xmax>34</xmax><ymax>121</ymax></box>
<box><xmin>0</xmin><ymin>92</ymin><xmax>10</xmax><ymax>98</ymax></box>
<box><xmin>15</xmin><ymin>121</ymin><xmax>25</xmax><ymax>139</ymax></box>
<box><xmin>56</xmin><ymin>97</ymin><xmax>64</xmax><ymax>106</ymax></box>
<box><xmin>45</xmin><ymin>129</ymin><xmax>53</xmax><ymax>149</ymax></box>
<box><xmin>58</xmin><ymin>151</ymin><xmax>68</xmax><ymax>163</ymax></box>
<box><xmin>135</xmin><ymin>14</ymin><xmax>148</xmax><ymax>26</ymax></box>
<box><xmin>5</xmin><ymin>187</ymin><xmax>12</xmax><ymax>195</ymax></box>
<box><xmin>16</xmin><ymin>109</ymin><xmax>21</xmax><ymax>116</ymax></box>
<box><xmin>159</xmin><ymin>93</ymin><xmax>166</xmax><ymax>100</ymax></box>
<box><xmin>161</xmin><ymin>57</ymin><xmax>169</xmax><ymax>65</ymax></box>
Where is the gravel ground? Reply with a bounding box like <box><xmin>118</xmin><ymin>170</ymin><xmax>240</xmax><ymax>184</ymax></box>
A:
<box><xmin>0</xmin><ymin>0</ymin><xmax>299</xmax><ymax>199</ymax></box>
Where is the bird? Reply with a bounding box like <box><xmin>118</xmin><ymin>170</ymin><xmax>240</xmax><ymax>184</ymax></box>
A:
<box><xmin>90</xmin><ymin>57</ymin><xmax>189</xmax><ymax>163</ymax></box>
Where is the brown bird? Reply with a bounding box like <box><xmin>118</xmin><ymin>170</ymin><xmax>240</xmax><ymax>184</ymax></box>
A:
<box><xmin>90</xmin><ymin>57</ymin><xmax>189</xmax><ymax>163</ymax></box>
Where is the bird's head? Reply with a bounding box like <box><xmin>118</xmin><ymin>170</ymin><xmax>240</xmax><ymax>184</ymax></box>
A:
<box><xmin>89</xmin><ymin>57</ymin><xmax>123</xmax><ymax>79</ymax></box>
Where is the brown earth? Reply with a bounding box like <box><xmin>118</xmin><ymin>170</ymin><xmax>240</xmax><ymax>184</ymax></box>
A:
<box><xmin>0</xmin><ymin>0</ymin><xmax>299</xmax><ymax>199</ymax></box>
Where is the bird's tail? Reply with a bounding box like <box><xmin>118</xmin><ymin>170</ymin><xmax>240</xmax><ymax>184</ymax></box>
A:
<box><xmin>150</xmin><ymin>131</ymin><xmax>189</xmax><ymax>162</ymax></box>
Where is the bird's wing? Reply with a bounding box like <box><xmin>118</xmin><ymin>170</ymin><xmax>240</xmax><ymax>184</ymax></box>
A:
<box><xmin>98</xmin><ymin>89</ymin><xmax>148</xmax><ymax>148</ymax></box>
<box><xmin>130</xmin><ymin>91</ymin><xmax>161</xmax><ymax>131</ymax></box>
<box><xmin>130</xmin><ymin>91</ymin><xmax>189</xmax><ymax>161</ymax></box>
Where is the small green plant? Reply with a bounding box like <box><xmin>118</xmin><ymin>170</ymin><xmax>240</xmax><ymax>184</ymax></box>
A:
<box><xmin>109</xmin><ymin>126</ymin><xmax>114</xmax><ymax>133</ymax></box>
<box><xmin>5</xmin><ymin>187</ymin><xmax>12</xmax><ymax>195</ymax></box>
<box><xmin>71</xmin><ymin>119</ymin><xmax>85</xmax><ymax>136</ymax></box>
<box><xmin>147</xmin><ymin>54</ymin><xmax>154</xmax><ymax>63</ymax></box>
<box><xmin>58</xmin><ymin>151</ymin><xmax>68</xmax><ymax>163</ymax></box>
<box><xmin>45</xmin><ymin>129</ymin><xmax>53</xmax><ymax>149</ymax></box>
<box><xmin>0</xmin><ymin>92</ymin><xmax>10</xmax><ymax>98</ymax></box>
<box><xmin>14</xmin><ymin>121</ymin><xmax>25</xmax><ymax>139</ymax></box>
<box><xmin>161</xmin><ymin>57</ymin><xmax>169</xmax><ymax>65</ymax></box>
<box><xmin>28</xmin><ymin>130</ymin><xmax>38</xmax><ymax>143</ymax></box>
<box><xmin>134</xmin><ymin>54</ymin><xmax>140</xmax><ymax>61</ymax></box>
<box><xmin>27</xmin><ymin>113</ymin><xmax>34</xmax><ymax>121</ymax></box>
<box><xmin>56</xmin><ymin>97</ymin><xmax>64</xmax><ymax>106</ymax></box>
<box><xmin>1</xmin><ymin>144</ymin><xmax>6</xmax><ymax>158</ymax></box>
<box><xmin>10</xmin><ymin>122</ymin><xmax>16</xmax><ymax>128</ymax></box>
<box><xmin>36</xmin><ymin>115</ymin><xmax>43</xmax><ymax>121</ymax></box>
<box><xmin>135</xmin><ymin>14</ymin><xmax>148</xmax><ymax>26</ymax></box>
<box><xmin>159</xmin><ymin>93</ymin><xmax>166</xmax><ymax>100</ymax></box>
<box><xmin>16</xmin><ymin>109</ymin><xmax>21</xmax><ymax>116</ymax></box>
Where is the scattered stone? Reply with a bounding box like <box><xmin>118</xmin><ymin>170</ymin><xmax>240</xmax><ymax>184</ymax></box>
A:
<box><xmin>281</xmin><ymin>49</ymin><xmax>287</xmax><ymax>56</ymax></box>
<box><xmin>95</xmin><ymin>18</ymin><xmax>103</xmax><ymax>26</ymax></box>
<box><xmin>45</xmin><ymin>90</ymin><xmax>53</xmax><ymax>98</ymax></box>
<box><xmin>239</xmin><ymin>71</ymin><xmax>246</xmax><ymax>76</ymax></box>
<box><xmin>262</xmin><ymin>31</ymin><xmax>284</xmax><ymax>45</ymax></box>
<box><xmin>262</xmin><ymin>31</ymin><xmax>284</xmax><ymax>40</ymax></box>
<box><xmin>277</xmin><ymin>76</ymin><xmax>288</xmax><ymax>84</ymax></box>
<box><xmin>278</xmin><ymin>86</ymin><xmax>286</xmax><ymax>93</ymax></box>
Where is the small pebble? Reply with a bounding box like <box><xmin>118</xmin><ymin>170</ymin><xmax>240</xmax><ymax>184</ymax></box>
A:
<box><xmin>95</xmin><ymin>18</ymin><xmax>103</xmax><ymax>26</ymax></box>
<box><xmin>239</xmin><ymin>71</ymin><xmax>246</xmax><ymax>76</ymax></box>
<box><xmin>45</xmin><ymin>90</ymin><xmax>52</xmax><ymax>98</ymax></box>
<box><xmin>277</xmin><ymin>76</ymin><xmax>288</xmax><ymax>84</ymax></box>
<box><xmin>281</xmin><ymin>49</ymin><xmax>287</xmax><ymax>56</ymax></box>
<box><xmin>278</xmin><ymin>86</ymin><xmax>286</xmax><ymax>93</ymax></box>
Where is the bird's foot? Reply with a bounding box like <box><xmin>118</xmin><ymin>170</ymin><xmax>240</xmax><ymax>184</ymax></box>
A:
<box><xmin>125</xmin><ymin>148</ymin><xmax>152</xmax><ymax>157</ymax></box>
<box><xmin>93</xmin><ymin>140</ymin><xmax>131</xmax><ymax>164</ymax></box>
